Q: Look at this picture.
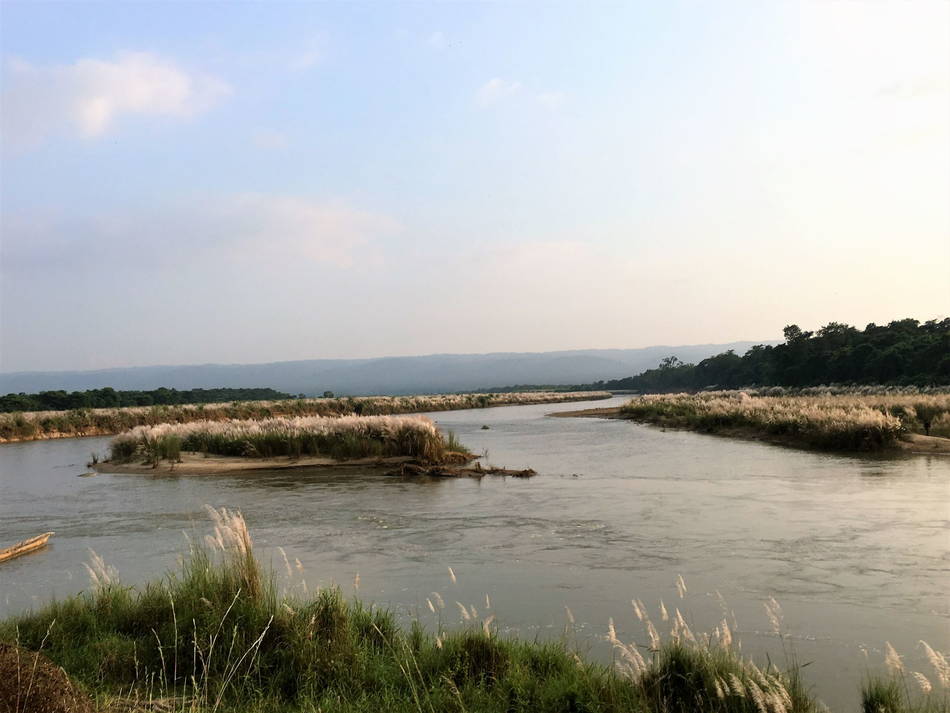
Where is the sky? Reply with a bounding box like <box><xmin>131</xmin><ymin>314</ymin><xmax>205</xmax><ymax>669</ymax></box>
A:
<box><xmin>1</xmin><ymin>1</ymin><xmax>948</xmax><ymax>372</ymax></box>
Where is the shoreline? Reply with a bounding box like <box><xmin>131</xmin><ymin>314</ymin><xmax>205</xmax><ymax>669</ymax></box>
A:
<box><xmin>92</xmin><ymin>453</ymin><xmax>419</xmax><ymax>475</ymax></box>
<box><xmin>0</xmin><ymin>391</ymin><xmax>612</xmax><ymax>444</ymax></box>
<box><xmin>91</xmin><ymin>451</ymin><xmax>536</xmax><ymax>478</ymax></box>
<box><xmin>552</xmin><ymin>406</ymin><xmax>950</xmax><ymax>455</ymax></box>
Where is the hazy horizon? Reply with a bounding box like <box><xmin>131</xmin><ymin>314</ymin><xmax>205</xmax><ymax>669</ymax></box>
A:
<box><xmin>2</xmin><ymin>2</ymin><xmax>948</xmax><ymax>372</ymax></box>
<box><xmin>0</xmin><ymin>337</ymin><xmax>776</xmax><ymax>375</ymax></box>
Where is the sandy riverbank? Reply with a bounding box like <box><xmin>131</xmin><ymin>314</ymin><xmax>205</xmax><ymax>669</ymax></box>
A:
<box><xmin>92</xmin><ymin>453</ymin><xmax>417</xmax><ymax>475</ymax></box>
<box><xmin>549</xmin><ymin>406</ymin><xmax>625</xmax><ymax>419</ymax></box>
<box><xmin>90</xmin><ymin>451</ymin><xmax>539</xmax><ymax>477</ymax></box>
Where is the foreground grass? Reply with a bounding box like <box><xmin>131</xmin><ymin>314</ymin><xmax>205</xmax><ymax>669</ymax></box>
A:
<box><xmin>109</xmin><ymin>415</ymin><xmax>459</xmax><ymax>465</ymax></box>
<box><xmin>3</xmin><ymin>509</ymin><xmax>945</xmax><ymax>712</ymax></box>
<box><xmin>0</xmin><ymin>391</ymin><xmax>611</xmax><ymax>443</ymax></box>
<box><xmin>862</xmin><ymin>677</ymin><xmax>949</xmax><ymax>713</ymax></box>
<box><xmin>619</xmin><ymin>391</ymin><xmax>950</xmax><ymax>451</ymax></box>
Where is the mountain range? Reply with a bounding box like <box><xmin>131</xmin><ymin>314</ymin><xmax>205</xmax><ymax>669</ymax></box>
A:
<box><xmin>0</xmin><ymin>342</ymin><xmax>769</xmax><ymax>396</ymax></box>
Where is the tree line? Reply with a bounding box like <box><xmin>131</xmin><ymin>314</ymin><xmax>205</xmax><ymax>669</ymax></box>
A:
<box><xmin>590</xmin><ymin>318</ymin><xmax>949</xmax><ymax>392</ymax></box>
<box><xmin>0</xmin><ymin>387</ymin><xmax>295</xmax><ymax>413</ymax></box>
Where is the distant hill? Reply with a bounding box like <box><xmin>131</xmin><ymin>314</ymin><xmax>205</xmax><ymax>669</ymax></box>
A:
<box><xmin>595</xmin><ymin>319</ymin><xmax>950</xmax><ymax>391</ymax></box>
<box><xmin>0</xmin><ymin>343</ymin><xmax>767</xmax><ymax>396</ymax></box>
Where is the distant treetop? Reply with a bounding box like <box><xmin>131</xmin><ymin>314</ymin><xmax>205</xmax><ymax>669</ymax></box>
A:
<box><xmin>578</xmin><ymin>318</ymin><xmax>949</xmax><ymax>392</ymax></box>
<box><xmin>0</xmin><ymin>387</ymin><xmax>295</xmax><ymax>413</ymax></box>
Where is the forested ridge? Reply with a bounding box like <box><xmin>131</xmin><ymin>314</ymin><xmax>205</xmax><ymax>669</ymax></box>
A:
<box><xmin>593</xmin><ymin>318</ymin><xmax>949</xmax><ymax>392</ymax></box>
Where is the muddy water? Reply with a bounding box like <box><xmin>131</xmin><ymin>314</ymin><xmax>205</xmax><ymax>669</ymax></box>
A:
<box><xmin>1</xmin><ymin>396</ymin><xmax>947</xmax><ymax>710</ymax></box>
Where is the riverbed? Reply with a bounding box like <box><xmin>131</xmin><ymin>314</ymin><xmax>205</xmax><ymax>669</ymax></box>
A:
<box><xmin>1</xmin><ymin>396</ymin><xmax>947</xmax><ymax>710</ymax></box>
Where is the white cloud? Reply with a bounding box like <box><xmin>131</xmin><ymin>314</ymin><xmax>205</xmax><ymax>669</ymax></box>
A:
<box><xmin>475</xmin><ymin>78</ymin><xmax>522</xmax><ymax>107</ymax></box>
<box><xmin>475</xmin><ymin>79</ymin><xmax>567</xmax><ymax>110</ymax></box>
<box><xmin>252</xmin><ymin>129</ymin><xmax>290</xmax><ymax>150</ymax></box>
<box><xmin>2</xmin><ymin>194</ymin><xmax>401</xmax><ymax>271</ymax></box>
<box><xmin>287</xmin><ymin>37</ymin><xmax>324</xmax><ymax>71</ymax></box>
<box><xmin>1</xmin><ymin>51</ymin><xmax>230</xmax><ymax>148</ymax></box>
<box><xmin>428</xmin><ymin>31</ymin><xmax>447</xmax><ymax>51</ymax></box>
<box><xmin>876</xmin><ymin>75</ymin><xmax>949</xmax><ymax>100</ymax></box>
<box><xmin>220</xmin><ymin>194</ymin><xmax>399</xmax><ymax>268</ymax></box>
<box><xmin>536</xmin><ymin>91</ymin><xmax>566</xmax><ymax>110</ymax></box>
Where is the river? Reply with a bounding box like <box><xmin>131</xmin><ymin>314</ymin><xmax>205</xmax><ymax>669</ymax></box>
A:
<box><xmin>1</xmin><ymin>396</ymin><xmax>947</xmax><ymax>710</ymax></box>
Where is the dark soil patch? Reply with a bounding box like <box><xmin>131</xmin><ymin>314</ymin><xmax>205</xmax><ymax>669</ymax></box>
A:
<box><xmin>0</xmin><ymin>643</ymin><xmax>94</xmax><ymax>713</ymax></box>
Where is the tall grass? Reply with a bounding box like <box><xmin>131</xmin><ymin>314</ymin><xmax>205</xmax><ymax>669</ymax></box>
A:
<box><xmin>3</xmin><ymin>509</ymin><xmax>945</xmax><ymax>712</ymax></box>
<box><xmin>1</xmin><ymin>507</ymin><xmax>643</xmax><ymax>712</ymax></box>
<box><xmin>860</xmin><ymin>638</ymin><xmax>950</xmax><ymax>713</ymax></box>
<box><xmin>0</xmin><ymin>391</ymin><xmax>611</xmax><ymax>443</ymax></box>
<box><xmin>617</xmin><ymin>391</ymin><xmax>944</xmax><ymax>450</ymax></box>
<box><xmin>109</xmin><ymin>415</ymin><xmax>458</xmax><ymax>464</ymax></box>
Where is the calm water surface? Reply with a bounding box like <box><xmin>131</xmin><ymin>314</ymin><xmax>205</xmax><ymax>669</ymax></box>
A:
<box><xmin>1</xmin><ymin>396</ymin><xmax>948</xmax><ymax>710</ymax></box>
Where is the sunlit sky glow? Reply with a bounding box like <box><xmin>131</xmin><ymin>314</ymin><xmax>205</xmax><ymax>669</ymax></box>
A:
<box><xmin>1</xmin><ymin>1</ymin><xmax>948</xmax><ymax>372</ymax></box>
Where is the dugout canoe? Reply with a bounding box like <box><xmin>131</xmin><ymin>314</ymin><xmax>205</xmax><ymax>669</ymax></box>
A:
<box><xmin>0</xmin><ymin>532</ymin><xmax>54</xmax><ymax>563</ymax></box>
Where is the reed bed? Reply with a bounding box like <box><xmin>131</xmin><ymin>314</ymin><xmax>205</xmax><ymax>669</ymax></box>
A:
<box><xmin>3</xmin><ymin>508</ymin><xmax>943</xmax><ymax>712</ymax></box>
<box><xmin>109</xmin><ymin>414</ymin><xmax>454</xmax><ymax>464</ymax></box>
<box><xmin>0</xmin><ymin>391</ymin><xmax>610</xmax><ymax>443</ymax></box>
<box><xmin>618</xmin><ymin>391</ymin><xmax>950</xmax><ymax>450</ymax></box>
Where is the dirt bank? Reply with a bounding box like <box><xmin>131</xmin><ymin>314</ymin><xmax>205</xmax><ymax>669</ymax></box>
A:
<box><xmin>897</xmin><ymin>432</ymin><xmax>950</xmax><ymax>454</ymax></box>
<box><xmin>0</xmin><ymin>643</ymin><xmax>94</xmax><ymax>713</ymax></box>
<box><xmin>548</xmin><ymin>406</ymin><xmax>624</xmax><ymax>419</ymax></box>
<box><xmin>92</xmin><ymin>451</ymin><xmax>478</xmax><ymax>475</ymax></box>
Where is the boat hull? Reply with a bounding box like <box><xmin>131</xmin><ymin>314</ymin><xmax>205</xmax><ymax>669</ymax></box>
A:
<box><xmin>0</xmin><ymin>532</ymin><xmax>54</xmax><ymax>563</ymax></box>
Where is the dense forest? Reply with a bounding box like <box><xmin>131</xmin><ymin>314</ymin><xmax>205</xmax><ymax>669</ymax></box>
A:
<box><xmin>0</xmin><ymin>387</ymin><xmax>294</xmax><ymax>413</ymax></box>
<box><xmin>592</xmin><ymin>318</ymin><xmax>949</xmax><ymax>392</ymax></box>
<box><xmin>481</xmin><ymin>319</ymin><xmax>949</xmax><ymax>393</ymax></box>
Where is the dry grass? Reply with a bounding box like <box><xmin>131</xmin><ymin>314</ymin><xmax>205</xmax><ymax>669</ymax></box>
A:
<box><xmin>619</xmin><ymin>391</ymin><xmax>950</xmax><ymax>450</ymax></box>
<box><xmin>607</xmin><ymin>576</ymin><xmax>948</xmax><ymax>713</ymax></box>
<box><xmin>0</xmin><ymin>391</ymin><xmax>610</xmax><ymax>442</ymax></box>
<box><xmin>109</xmin><ymin>414</ymin><xmax>454</xmax><ymax>464</ymax></box>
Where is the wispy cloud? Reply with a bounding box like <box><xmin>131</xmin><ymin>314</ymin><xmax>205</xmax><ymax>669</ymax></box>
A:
<box><xmin>287</xmin><ymin>36</ymin><xmax>324</xmax><ymax>71</ymax></box>
<box><xmin>475</xmin><ymin>79</ymin><xmax>566</xmax><ymax>110</ymax></box>
<box><xmin>475</xmin><ymin>78</ymin><xmax>522</xmax><ymax>107</ymax></box>
<box><xmin>428</xmin><ymin>31</ymin><xmax>447</xmax><ymax>51</ymax></box>
<box><xmin>2</xmin><ymin>194</ymin><xmax>400</xmax><ymax>272</ymax></box>
<box><xmin>876</xmin><ymin>75</ymin><xmax>949</xmax><ymax>100</ymax></box>
<box><xmin>252</xmin><ymin>129</ymin><xmax>290</xmax><ymax>150</ymax></box>
<box><xmin>537</xmin><ymin>90</ymin><xmax>566</xmax><ymax>110</ymax></box>
<box><xmin>1</xmin><ymin>51</ymin><xmax>230</xmax><ymax>149</ymax></box>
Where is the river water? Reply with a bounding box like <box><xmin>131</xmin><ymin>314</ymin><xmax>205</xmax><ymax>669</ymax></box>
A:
<box><xmin>1</xmin><ymin>396</ymin><xmax>947</xmax><ymax>710</ymax></box>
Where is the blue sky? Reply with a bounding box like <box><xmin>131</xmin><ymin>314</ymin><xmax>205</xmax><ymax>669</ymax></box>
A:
<box><xmin>2</xmin><ymin>1</ymin><xmax>948</xmax><ymax>372</ymax></box>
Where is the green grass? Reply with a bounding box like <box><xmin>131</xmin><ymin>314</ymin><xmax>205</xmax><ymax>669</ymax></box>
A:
<box><xmin>2</xmin><ymin>511</ymin><xmax>643</xmax><ymax>712</ymax></box>
<box><xmin>2</xmin><ymin>510</ymin><xmax>945</xmax><ymax>712</ymax></box>
<box><xmin>861</xmin><ymin>675</ymin><xmax>949</xmax><ymax>713</ymax></box>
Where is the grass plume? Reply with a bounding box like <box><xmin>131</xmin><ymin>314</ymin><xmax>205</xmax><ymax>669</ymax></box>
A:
<box><xmin>109</xmin><ymin>414</ymin><xmax>458</xmax><ymax>464</ymax></box>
